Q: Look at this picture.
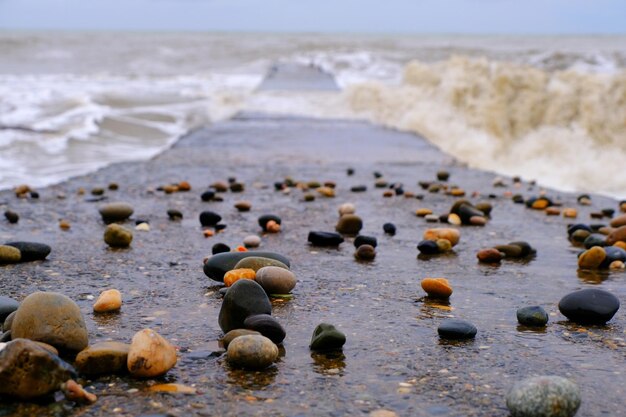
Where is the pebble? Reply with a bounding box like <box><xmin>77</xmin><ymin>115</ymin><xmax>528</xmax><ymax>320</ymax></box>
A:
<box><xmin>93</xmin><ymin>289</ymin><xmax>122</xmax><ymax>313</ymax></box>
<box><xmin>0</xmin><ymin>296</ymin><xmax>19</xmax><ymax>323</ymax></box>
<box><xmin>5</xmin><ymin>242</ymin><xmax>52</xmax><ymax>262</ymax></box>
<box><xmin>98</xmin><ymin>202</ymin><xmax>134</xmax><ymax>223</ymax></box>
<box><xmin>417</xmin><ymin>240</ymin><xmax>440</xmax><ymax>255</ymax></box>
<box><xmin>104</xmin><ymin>224</ymin><xmax>133</xmax><ymax>248</ymax></box>
<box><xmin>425</xmin><ymin>214</ymin><xmax>440</xmax><ymax>223</ymax></box>
<box><xmin>308</xmin><ymin>231</ymin><xmax>344</xmax><ymax>246</ymax></box>
<box><xmin>602</xmin><ymin>246</ymin><xmax>626</xmax><ymax>268</ymax></box>
<box><xmin>234</xmin><ymin>256</ymin><xmax>289</xmax><ymax>272</ymax></box>
<box><xmin>211</xmin><ymin>181</ymin><xmax>229</xmax><ymax>192</ymax></box>
<box><xmin>201</xmin><ymin>190</ymin><xmax>216</xmax><ymax>201</ymax></box>
<box><xmin>416</xmin><ymin>208</ymin><xmax>433</xmax><ymax>217</ymax></box>
<box><xmin>255</xmin><ymin>266</ymin><xmax>297</xmax><ymax>295</ymax></box>
<box><xmin>12</xmin><ymin>292</ymin><xmax>88</xmax><ymax>352</ymax></box>
<box><xmin>220</xmin><ymin>329</ymin><xmax>261</xmax><ymax>349</ymax></box>
<box><xmin>477</xmin><ymin>248</ymin><xmax>504</xmax><ymax>263</ymax></box>
<box><xmin>227</xmin><ymin>334</ymin><xmax>278</xmax><ymax>370</ymax></box>
<box><xmin>0</xmin><ymin>245</ymin><xmax>21</xmax><ymax>264</ymax></box>
<box><xmin>0</xmin><ymin>338</ymin><xmax>77</xmax><ymax>399</ymax></box>
<box><xmin>336</xmin><ymin>214</ymin><xmax>363</xmax><ymax>235</ymax></box>
<box><xmin>437</xmin><ymin>319</ymin><xmax>477</xmax><ymax>340</ymax></box>
<box><xmin>258</xmin><ymin>214</ymin><xmax>282</xmax><ymax>231</ymax></box>
<box><xmin>577</xmin><ymin>246</ymin><xmax>606</xmax><ymax>269</ymax></box>
<box><xmin>545</xmin><ymin>207</ymin><xmax>561</xmax><ymax>216</ymax></box>
<box><xmin>469</xmin><ymin>215</ymin><xmax>487</xmax><ymax>226</ymax></box>
<box><xmin>447</xmin><ymin>213</ymin><xmax>461</xmax><ymax>225</ymax></box>
<box><xmin>354</xmin><ymin>235</ymin><xmax>377</xmax><ymax>248</ymax></box>
<box><xmin>563</xmin><ymin>208</ymin><xmax>578</xmax><ymax>218</ymax></box>
<box><xmin>611</xmin><ymin>214</ymin><xmax>626</xmax><ymax>228</ymax></box>
<box><xmin>243</xmin><ymin>235</ymin><xmax>261</xmax><ymax>248</ymax></box>
<box><xmin>351</xmin><ymin>185</ymin><xmax>367</xmax><ymax>192</ymax></box>
<box><xmin>423</xmin><ymin>228</ymin><xmax>460</xmax><ymax>247</ymax></box>
<box><xmin>583</xmin><ymin>233</ymin><xmax>607</xmax><ymax>249</ymax></box>
<box><xmin>224</xmin><ymin>268</ymin><xmax>256</xmax><ymax>287</ymax></box>
<box><xmin>135</xmin><ymin>222</ymin><xmax>150</xmax><ymax>231</ymax></box>
<box><xmin>310</xmin><ymin>323</ymin><xmax>346</xmax><ymax>351</ymax></box>
<box><xmin>509</xmin><ymin>241</ymin><xmax>536</xmax><ymax>257</ymax></box>
<box><xmin>4</xmin><ymin>210</ymin><xmax>18</xmax><ymax>224</ymax></box>
<box><xmin>204</xmin><ymin>251</ymin><xmax>290</xmax><ymax>281</ymax></box>
<box><xmin>338</xmin><ymin>203</ymin><xmax>356</xmax><ymax>216</ymax></box>
<box><xmin>75</xmin><ymin>341</ymin><xmax>130</xmax><ymax>375</ymax></box>
<box><xmin>235</xmin><ymin>201</ymin><xmax>252</xmax><ymax>212</ymax></box>
<box><xmin>437</xmin><ymin>170</ymin><xmax>450</xmax><ymax>181</ymax></box>
<box><xmin>199</xmin><ymin>210</ymin><xmax>222</xmax><ymax>227</ymax></box>
<box><xmin>421</xmin><ymin>278</ymin><xmax>453</xmax><ymax>299</ymax></box>
<box><xmin>355</xmin><ymin>244</ymin><xmax>376</xmax><ymax>260</ymax></box>
<box><xmin>558</xmin><ymin>288</ymin><xmax>619</xmax><ymax>324</ymax></box>
<box><xmin>493</xmin><ymin>244</ymin><xmax>523</xmax><ymax>258</ymax></box>
<box><xmin>127</xmin><ymin>329</ymin><xmax>177</xmax><ymax>377</ymax></box>
<box><xmin>219</xmin><ymin>279</ymin><xmax>272</xmax><ymax>333</ymax></box>
<box><xmin>212</xmin><ymin>243</ymin><xmax>231</xmax><ymax>255</ymax></box>
<box><xmin>506</xmin><ymin>376</ymin><xmax>581</xmax><ymax>417</ymax></box>
<box><xmin>516</xmin><ymin>306</ymin><xmax>549</xmax><ymax>327</ymax></box>
<box><xmin>167</xmin><ymin>209</ymin><xmax>183</xmax><ymax>220</ymax></box>
<box><xmin>3</xmin><ymin>311</ymin><xmax>16</xmax><ymax>332</ymax></box>
<box><xmin>607</xmin><ymin>225</ymin><xmax>626</xmax><ymax>245</ymax></box>
<box><xmin>383</xmin><ymin>223</ymin><xmax>396</xmax><ymax>235</ymax></box>
<box><xmin>475</xmin><ymin>201</ymin><xmax>493</xmax><ymax>216</ymax></box>
<box><xmin>244</xmin><ymin>314</ymin><xmax>286</xmax><ymax>344</ymax></box>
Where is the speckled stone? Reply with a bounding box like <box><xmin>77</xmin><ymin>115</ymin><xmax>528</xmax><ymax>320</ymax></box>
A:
<box><xmin>506</xmin><ymin>376</ymin><xmax>581</xmax><ymax>417</ymax></box>
<box><xmin>227</xmin><ymin>335</ymin><xmax>278</xmax><ymax>370</ymax></box>
<box><xmin>517</xmin><ymin>306</ymin><xmax>549</xmax><ymax>327</ymax></box>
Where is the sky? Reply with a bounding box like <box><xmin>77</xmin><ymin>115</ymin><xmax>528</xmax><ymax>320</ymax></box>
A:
<box><xmin>0</xmin><ymin>0</ymin><xmax>625</xmax><ymax>34</ymax></box>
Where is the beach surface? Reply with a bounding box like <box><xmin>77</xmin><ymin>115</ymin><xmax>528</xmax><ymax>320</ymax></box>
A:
<box><xmin>1</xmin><ymin>66</ymin><xmax>625</xmax><ymax>417</ymax></box>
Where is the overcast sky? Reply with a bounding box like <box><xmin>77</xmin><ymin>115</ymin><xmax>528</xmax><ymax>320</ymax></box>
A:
<box><xmin>0</xmin><ymin>0</ymin><xmax>624</xmax><ymax>34</ymax></box>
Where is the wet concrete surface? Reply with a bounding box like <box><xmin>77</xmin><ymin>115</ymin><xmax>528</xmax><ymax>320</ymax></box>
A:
<box><xmin>0</xmin><ymin>112</ymin><xmax>625</xmax><ymax>416</ymax></box>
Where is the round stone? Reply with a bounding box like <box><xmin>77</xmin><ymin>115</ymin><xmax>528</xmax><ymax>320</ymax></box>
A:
<box><xmin>558</xmin><ymin>288</ymin><xmax>619</xmax><ymax>324</ymax></box>
<box><xmin>218</xmin><ymin>280</ymin><xmax>272</xmax><ymax>333</ymax></box>
<box><xmin>244</xmin><ymin>314</ymin><xmax>286</xmax><ymax>344</ymax></box>
<box><xmin>308</xmin><ymin>231</ymin><xmax>344</xmax><ymax>246</ymax></box>
<box><xmin>258</xmin><ymin>214</ymin><xmax>282</xmax><ymax>231</ymax></box>
<box><xmin>583</xmin><ymin>233</ymin><xmax>607</xmax><ymax>249</ymax></box>
<box><xmin>338</xmin><ymin>203</ymin><xmax>356</xmax><ymax>216</ymax></box>
<box><xmin>104</xmin><ymin>224</ymin><xmax>133</xmax><ymax>248</ymax></box>
<box><xmin>201</xmin><ymin>190</ymin><xmax>215</xmax><ymax>201</ymax></box>
<box><xmin>437</xmin><ymin>319</ymin><xmax>477</xmax><ymax>340</ymax></box>
<box><xmin>421</xmin><ymin>278</ymin><xmax>453</xmax><ymax>299</ymax></box>
<box><xmin>506</xmin><ymin>376</ymin><xmax>581</xmax><ymax>417</ymax></box>
<box><xmin>167</xmin><ymin>209</ymin><xmax>183</xmax><ymax>220</ymax></box>
<box><xmin>417</xmin><ymin>240</ymin><xmax>440</xmax><ymax>255</ymax></box>
<box><xmin>75</xmin><ymin>341</ymin><xmax>130</xmax><ymax>375</ymax></box>
<box><xmin>355</xmin><ymin>244</ymin><xmax>376</xmax><ymax>260</ymax></box>
<box><xmin>220</xmin><ymin>329</ymin><xmax>261</xmax><ymax>349</ymax></box>
<box><xmin>98</xmin><ymin>202</ymin><xmax>134</xmax><ymax>223</ymax></box>
<box><xmin>4</xmin><ymin>242</ymin><xmax>51</xmax><ymax>262</ymax></box>
<box><xmin>577</xmin><ymin>246</ymin><xmax>606</xmax><ymax>269</ymax></box>
<box><xmin>234</xmin><ymin>201</ymin><xmax>251</xmax><ymax>212</ymax></box>
<box><xmin>0</xmin><ymin>245</ymin><xmax>21</xmax><ymax>264</ymax></box>
<box><xmin>243</xmin><ymin>235</ymin><xmax>261</xmax><ymax>248</ymax></box>
<box><xmin>226</xmin><ymin>335</ymin><xmax>278</xmax><ymax>370</ymax></box>
<box><xmin>255</xmin><ymin>266</ymin><xmax>297</xmax><ymax>295</ymax></box>
<box><xmin>477</xmin><ymin>248</ymin><xmax>504</xmax><ymax>263</ymax></box>
<box><xmin>12</xmin><ymin>292</ymin><xmax>89</xmax><ymax>352</ymax></box>
<box><xmin>4</xmin><ymin>210</ymin><xmax>19</xmax><ymax>224</ymax></box>
<box><xmin>601</xmin><ymin>246</ymin><xmax>626</xmax><ymax>268</ymax></box>
<box><xmin>212</xmin><ymin>243</ymin><xmax>231</xmax><ymax>254</ymax></box>
<box><xmin>435</xmin><ymin>239</ymin><xmax>452</xmax><ymax>252</ymax></box>
<box><xmin>199</xmin><ymin>211</ymin><xmax>222</xmax><ymax>227</ymax></box>
<box><xmin>310</xmin><ymin>323</ymin><xmax>346</xmax><ymax>351</ymax></box>
<box><xmin>610</xmin><ymin>214</ymin><xmax>626</xmax><ymax>228</ymax></box>
<box><xmin>354</xmin><ymin>235</ymin><xmax>377</xmax><ymax>248</ymax></box>
<box><xmin>517</xmin><ymin>306</ymin><xmax>549</xmax><ymax>327</ymax></box>
<box><xmin>336</xmin><ymin>214</ymin><xmax>363</xmax><ymax>235</ymax></box>
<box><xmin>127</xmin><ymin>329</ymin><xmax>177</xmax><ymax>378</ymax></box>
<box><xmin>93</xmin><ymin>289</ymin><xmax>122</xmax><ymax>313</ymax></box>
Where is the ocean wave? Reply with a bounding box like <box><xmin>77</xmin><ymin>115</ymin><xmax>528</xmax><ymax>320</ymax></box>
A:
<box><xmin>345</xmin><ymin>56</ymin><xmax>626</xmax><ymax>198</ymax></box>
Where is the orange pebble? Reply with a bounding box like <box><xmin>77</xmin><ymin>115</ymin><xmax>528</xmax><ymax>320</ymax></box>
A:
<box><xmin>421</xmin><ymin>278</ymin><xmax>453</xmax><ymax>299</ymax></box>
<box><xmin>563</xmin><ymin>208</ymin><xmax>578</xmax><ymax>218</ymax></box>
<box><xmin>177</xmin><ymin>181</ymin><xmax>191</xmax><ymax>191</ymax></box>
<box><xmin>266</xmin><ymin>220</ymin><xmax>281</xmax><ymax>233</ymax></box>
<box><xmin>59</xmin><ymin>220</ymin><xmax>71</xmax><ymax>230</ymax></box>
<box><xmin>614</xmin><ymin>241</ymin><xmax>626</xmax><ymax>250</ymax></box>
<box><xmin>545</xmin><ymin>207</ymin><xmax>561</xmax><ymax>216</ymax></box>
<box><xmin>224</xmin><ymin>268</ymin><xmax>256</xmax><ymax>287</ymax></box>
<box><xmin>235</xmin><ymin>246</ymin><xmax>248</xmax><ymax>252</ymax></box>
<box><xmin>203</xmin><ymin>230</ymin><xmax>215</xmax><ymax>238</ymax></box>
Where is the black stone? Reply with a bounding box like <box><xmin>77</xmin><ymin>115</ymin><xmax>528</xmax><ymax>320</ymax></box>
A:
<box><xmin>602</xmin><ymin>208</ymin><xmax>615</xmax><ymax>217</ymax></box>
<box><xmin>244</xmin><ymin>314</ymin><xmax>286</xmax><ymax>344</ymax></box>
<box><xmin>211</xmin><ymin>243</ymin><xmax>231</xmax><ymax>255</ymax></box>
<box><xmin>417</xmin><ymin>240</ymin><xmax>440</xmax><ymax>255</ymax></box>
<box><xmin>567</xmin><ymin>224</ymin><xmax>593</xmax><ymax>237</ymax></box>
<box><xmin>167</xmin><ymin>209</ymin><xmax>183</xmax><ymax>220</ymax></box>
<box><xmin>204</xmin><ymin>251</ymin><xmax>291</xmax><ymax>282</ymax></box>
<box><xmin>354</xmin><ymin>235</ymin><xmax>377</xmax><ymax>249</ymax></box>
<box><xmin>29</xmin><ymin>191</ymin><xmax>39</xmax><ymax>199</ymax></box>
<box><xmin>394</xmin><ymin>187</ymin><xmax>404</xmax><ymax>196</ymax></box>
<box><xmin>0</xmin><ymin>296</ymin><xmax>19</xmax><ymax>322</ymax></box>
<box><xmin>229</xmin><ymin>182</ymin><xmax>244</xmax><ymax>192</ymax></box>
<box><xmin>310</xmin><ymin>323</ymin><xmax>346</xmax><ymax>351</ymax></box>
<box><xmin>583</xmin><ymin>234</ymin><xmax>607</xmax><ymax>249</ymax></box>
<box><xmin>258</xmin><ymin>214</ymin><xmax>282</xmax><ymax>231</ymax></box>
<box><xmin>215</xmin><ymin>224</ymin><xmax>227</xmax><ymax>231</ymax></box>
<box><xmin>273</xmin><ymin>182</ymin><xmax>285</xmax><ymax>191</ymax></box>
<box><xmin>307</xmin><ymin>231</ymin><xmax>344</xmax><ymax>246</ymax></box>
<box><xmin>135</xmin><ymin>219</ymin><xmax>149</xmax><ymax>225</ymax></box>
<box><xmin>4</xmin><ymin>242</ymin><xmax>51</xmax><ymax>262</ymax></box>
<box><xmin>218</xmin><ymin>280</ymin><xmax>271</xmax><ymax>333</ymax></box>
<box><xmin>4</xmin><ymin>211</ymin><xmax>18</xmax><ymax>224</ymax></box>
<box><xmin>347</xmin><ymin>168</ymin><xmax>355</xmax><ymax>176</ymax></box>
<box><xmin>350</xmin><ymin>185</ymin><xmax>367</xmax><ymax>192</ymax></box>
<box><xmin>558</xmin><ymin>288</ymin><xmax>620</xmax><ymax>324</ymax></box>
<box><xmin>383</xmin><ymin>223</ymin><xmax>396</xmax><ymax>235</ymax></box>
<box><xmin>201</xmin><ymin>190</ymin><xmax>215</xmax><ymax>201</ymax></box>
<box><xmin>437</xmin><ymin>319</ymin><xmax>477</xmax><ymax>340</ymax></box>
<box><xmin>516</xmin><ymin>306</ymin><xmax>549</xmax><ymax>327</ymax></box>
<box><xmin>601</xmin><ymin>246</ymin><xmax>626</xmax><ymax>268</ymax></box>
<box><xmin>199</xmin><ymin>211</ymin><xmax>222</xmax><ymax>227</ymax></box>
<box><xmin>373</xmin><ymin>171</ymin><xmax>383</xmax><ymax>178</ymax></box>
<box><xmin>0</xmin><ymin>331</ymin><xmax>11</xmax><ymax>342</ymax></box>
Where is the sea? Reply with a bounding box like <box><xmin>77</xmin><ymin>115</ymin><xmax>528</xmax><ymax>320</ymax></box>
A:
<box><xmin>1</xmin><ymin>32</ymin><xmax>625</xmax><ymax>198</ymax></box>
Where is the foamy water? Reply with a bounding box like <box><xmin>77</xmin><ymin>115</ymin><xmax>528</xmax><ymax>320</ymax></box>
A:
<box><xmin>1</xmin><ymin>32</ymin><xmax>625</xmax><ymax>198</ymax></box>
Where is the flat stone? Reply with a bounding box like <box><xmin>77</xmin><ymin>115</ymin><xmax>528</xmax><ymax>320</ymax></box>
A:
<box><xmin>218</xmin><ymin>279</ymin><xmax>272</xmax><ymax>333</ymax></box>
<box><xmin>506</xmin><ymin>375</ymin><xmax>581</xmax><ymax>417</ymax></box>
<box><xmin>0</xmin><ymin>296</ymin><xmax>19</xmax><ymax>322</ymax></box>
<box><xmin>310</xmin><ymin>323</ymin><xmax>346</xmax><ymax>351</ymax></box>
<box><xmin>354</xmin><ymin>235</ymin><xmax>377</xmax><ymax>248</ymax></box>
<box><xmin>233</xmin><ymin>256</ymin><xmax>289</xmax><ymax>272</ymax></box>
<box><xmin>243</xmin><ymin>235</ymin><xmax>261</xmax><ymax>248</ymax></box>
<box><xmin>558</xmin><ymin>288</ymin><xmax>619</xmax><ymax>324</ymax></box>
<box><xmin>4</xmin><ymin>242</ymin><xmax>51</xmax><ymax>262</ymax></box>
<box><xmin>199</xmin><ymin>211</ymin><xmax>222</xmax><ymax>227</ymax></box>
<box><xmin>12</xmin><ymin>291</ymin><xmax>88</xmax><ymax>352</ymax></box>
<box><xmin>517</xmin><ymin>306</ymin><xmax>549</xmax><ymax>327</ymax></box>
<box><xmin>437</xmin><ymin>319</ymin><xmax>477</xmax><ymax>340</ymax></box>
<box><xmin>308</xmin><ymin>231</ymin><xmax>344</xmax><ymax>246</ymax></box>
<box><xmin>75</xmin><ymin>341</ymin><xmax>130</xmax><ymax>375</ymax></box>
<box><xmin>244</xmin><ymin>314</ymin><xmax>286</xmax><ymax>344</ymax></box>
<box><xmin>204</xmin><ymin>251</ymin><xmax>290</xmax><ymax>282</ymax></box>
<box><xmin>98</xmin><ymin>202</ymin><xmax>134</xmax><ymax>223</ymax></box>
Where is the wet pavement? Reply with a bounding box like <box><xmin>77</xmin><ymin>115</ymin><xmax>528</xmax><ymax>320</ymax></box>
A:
<box><xmin>0</xmin><ymin>69</ymin><xmax>625</xmax><ymax>417</ymax></box>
